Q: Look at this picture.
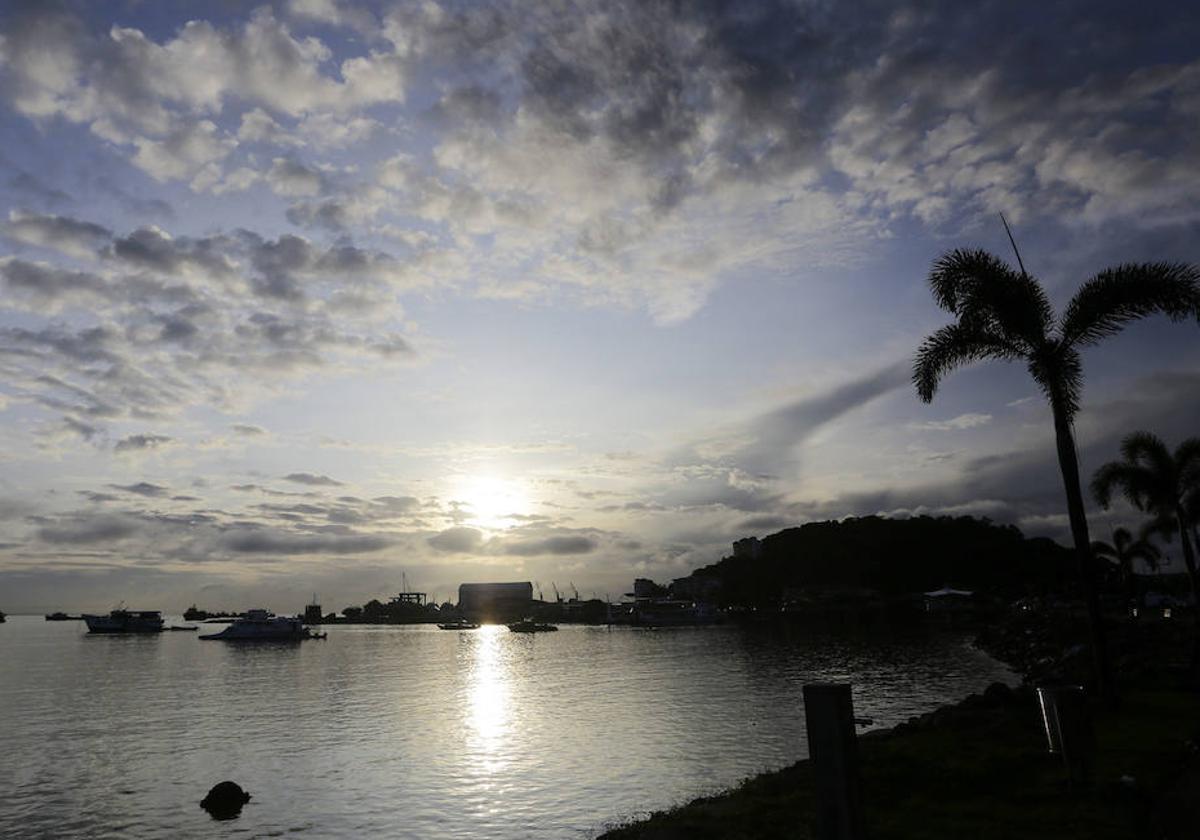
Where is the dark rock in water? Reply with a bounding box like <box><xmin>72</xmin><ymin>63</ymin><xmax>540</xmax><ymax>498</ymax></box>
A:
<box><xmin>200</xmin><ymin>780</ymin><xmax>251</xmax><ymax>820</ymax></box>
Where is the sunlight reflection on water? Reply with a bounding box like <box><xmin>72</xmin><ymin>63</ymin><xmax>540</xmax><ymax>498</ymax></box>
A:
<box><xmin>466</xmin><ymin>625</ymin><xmax>512</xmax><ymax>774</ymax></box>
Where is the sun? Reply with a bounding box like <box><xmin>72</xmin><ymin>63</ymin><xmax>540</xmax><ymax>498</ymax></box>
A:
<box><xmin>454</xmin><ymin>475</ymin><xmax>531</xmax><ymax>530</ymax></box>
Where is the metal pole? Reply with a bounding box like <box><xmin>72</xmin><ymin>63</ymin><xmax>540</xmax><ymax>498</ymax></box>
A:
<box><xmin>803</xmin><ymin>683</ymin><xmax>865</xmax><ymax>840</ymax></box>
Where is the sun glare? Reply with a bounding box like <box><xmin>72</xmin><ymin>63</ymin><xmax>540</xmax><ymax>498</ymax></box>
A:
<box><xmin>455</xmin><ymin>475</ymin><xmax>531</xmax><ymax>530</ymax></box>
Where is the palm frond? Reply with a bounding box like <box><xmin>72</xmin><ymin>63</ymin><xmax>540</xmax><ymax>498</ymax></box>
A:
<box><xmin>1091</xmin><ymin>461</ymin><xmax>1157</xmax><ymax>510</ymax></box>
<box><xmin>1090</xmin><ymin>540</ymin><xmax>1117</xmax><ymax>561</ymax></box>
<box><xmin>928</xmin><ymin>249</ymin><xmax>1053</xmax><ymax>349</ymax></box>
<box><xmin>1174</xmin><ymin>438</ymin><xmax>1200</xmax><ymax>490</ymax></box>
<box><xmin>1060</xmin><ymin>262</ymin><xmax>1200</xmax><ymax>348</ymax></box>
<box><xmin>912</xmin><ymin>322</ymin><xmax>1024</xmax><ymax>402</ymax></box>
<box><xmin>1120</xmin><ymin>431</ymin><xmax>1174</xmax><ymax>482</ymax></box>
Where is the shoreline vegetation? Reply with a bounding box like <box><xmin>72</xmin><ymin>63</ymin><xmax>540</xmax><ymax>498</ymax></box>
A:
<box><xmin>596</xmin><ymin>611</ymin><xmax>1200</xmax><ymax>839</ymax></box>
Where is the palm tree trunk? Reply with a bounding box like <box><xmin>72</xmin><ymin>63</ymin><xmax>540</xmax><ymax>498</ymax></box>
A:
<box><xmin>1052</xmin><ymin>401</ymin><xmax>1114</xmax><ymax>700</ymax></box>
<box><xmin>1178</xmin><ymin>511</ymin><xmax>1200</xmax><ymax>606</ymax></box>
<box><xmin>1122</xmin><ymin>556</ymin><xmax>1137</xmax><ymax>617</ymax></box>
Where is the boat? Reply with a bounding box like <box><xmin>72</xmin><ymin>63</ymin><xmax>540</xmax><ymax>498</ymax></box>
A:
<box><xmin>45</xmin><ymin>612</ymin><xmax>81</xmax><ymax>621</ymax></box>
<box><xmin>183</xmin><ymin>604</ymin><xmax>208</xmax><ymax>621</ymax></box>
<box><xmin>437</xmin><ymin>619</ymin><xmax>481</xmax><ymax>630</ymax></box>
<box><xmin>507</xmin><ymin>618</ymin><xmax>558</xmax><ymax>633</ymax></box>
<box><xmin>168</xmin><ymin>625</ymin><xmax>199</xmax><ymax>631</ymax></box>
<box><xmin>83</xmin><ymin>609</ymin><xmax>165</xmax><ymax>634</ymax></box>
<box><xmin>200</xmin><ymin>609</ymin><xmax>325</xmax><ymax>641</ymax></box>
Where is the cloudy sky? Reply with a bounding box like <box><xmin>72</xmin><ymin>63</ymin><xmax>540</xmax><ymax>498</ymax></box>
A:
<box><xmin>1</xmin><ymin>0</ymin><xmax>1198</xmax><ymax>613</ymax></box>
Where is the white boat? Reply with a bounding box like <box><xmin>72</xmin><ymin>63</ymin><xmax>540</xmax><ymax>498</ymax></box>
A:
<box><xmin>199</xmin><ymin>609</ymin><xmax>324</xmax><ymax>641</ymax></box>
<box><xmin>83</xmin><ymin>609</ymin><xmax>164</xmax><ymax>634</ymax></box>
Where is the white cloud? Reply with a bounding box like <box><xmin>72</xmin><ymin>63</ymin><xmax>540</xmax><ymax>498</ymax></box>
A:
<box><xmin>910</xmin><ymin>413</ymin><xmax>993</xmax><ymax>432</ymax></box>
<box><xmin>131</xmin><ymin>120</ymin><xmax>234</xmax><ymax>182</ymax></box>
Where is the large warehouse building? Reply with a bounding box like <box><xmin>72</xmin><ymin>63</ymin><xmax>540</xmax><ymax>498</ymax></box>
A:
<box><xmin>458</xmin><ymin>581</ymin><xmax>534</xmax><ymax>621</ymax></box>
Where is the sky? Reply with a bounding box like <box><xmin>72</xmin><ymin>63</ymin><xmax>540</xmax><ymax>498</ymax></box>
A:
<box><xmin>1</xmin><ymin>0</ymin><xmax>1198</xmax><ymax>613</ymax></box>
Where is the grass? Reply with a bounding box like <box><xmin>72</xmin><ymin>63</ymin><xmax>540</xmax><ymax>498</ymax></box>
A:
<box><xmin>598</xmin><ymin>684</ymin><xmax>1200</xmax><ymax>839</ymax></box>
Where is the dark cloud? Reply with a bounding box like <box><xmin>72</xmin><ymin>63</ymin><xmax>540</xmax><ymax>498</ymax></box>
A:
<box><xmin>37</xmin><ymin>515</ymin><xmax>139</xmax><ymax>544</ymax></box>
<box><xmin>106</xmin><ymin>226</ymin><xmax>235</xmax><ymax>277</ymax></box>
<box><xmin>500</xmin><ymin>535</ymin><xmax>596</xmax><ymax>556</ymax></box>
<box><xmin>108</xmin><ymin>482</ymin><xmax>169</xmax><ymax>497</ymax></box>
<box><xmin>220</xmin><ymin>528</ymin><xmax>390</xmax><ymax>555</ymax></box>
<box><xmin>739</xmin><ymin>362</ymin><xmax>911</xmax><ymax>475</ymax></box>
<box><xmin>283</xmin><ymin>472</ymin><xmax>343</xmax><ymax>487</ymax></box>
<box><xmin>114</xmin><ymin>433</ymin><xmax>172</xmax><ymax>452</ymax></box>
<box><xmin>428</xmin><ymin>526</ymin><xmax>484</xmax><ymax>553</ymax></box>
<box><xmin>232</xmin><ymin>424</ymin><xmax>267</xmax><ymax>436</ymax></box>
<box><xmin>0</xmin><ymin>259</ymin><xmax>107</xmax><ymax>306</ymax></box>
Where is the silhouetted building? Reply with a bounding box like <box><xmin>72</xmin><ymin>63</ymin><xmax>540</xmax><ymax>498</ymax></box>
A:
<box><xmin>458</xmin><ymin>581</ymin><xmax>533</xmax><ymax>621</ymax></box>
<box><xmin>389</xmin><ymin>591</ymin><xmax>426</xmax><ymax>607</ymax></box>
<box><xmin>304</xmin><ymin>601</ymin><xmax>323</xmax><ymax>624</ymax></box>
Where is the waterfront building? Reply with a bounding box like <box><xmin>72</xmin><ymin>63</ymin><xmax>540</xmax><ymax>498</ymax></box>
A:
<box><xmin>458</xmin><ymin>581</ymin><xmax>533</xmax><ymax>622</ymax></box>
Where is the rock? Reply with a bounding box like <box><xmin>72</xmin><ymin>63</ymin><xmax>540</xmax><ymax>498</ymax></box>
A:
<box><xmin>200</xmin><ymin>780</ymin><xmax>251</xmax><ymax>820</ymax></box>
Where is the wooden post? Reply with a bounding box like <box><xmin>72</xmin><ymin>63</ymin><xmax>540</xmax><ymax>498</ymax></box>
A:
<box><xmin>803</xmin><ymin>683</ymin><xmax>865</xmax><ymax>840</ymax></box>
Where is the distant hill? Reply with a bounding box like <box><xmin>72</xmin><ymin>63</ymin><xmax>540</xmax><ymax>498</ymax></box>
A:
<box><xmin>677</xmin><ymin>515</ymin><xmax>1077</xmax><ymax>606</ymax></box>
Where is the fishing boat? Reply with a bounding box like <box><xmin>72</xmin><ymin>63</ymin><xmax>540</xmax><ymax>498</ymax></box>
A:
<box><xmin>200</xmin><ymin>609</ymin><xmax>325</xmax><ymax>641</ymax></box>
<box><xmin>507</xmin><ymin>618</ymin><xmax>558</xmax><ymax>633</ymax></box>
<box><xmin>83</xmin><ymin>609</ymin><xmax>165</xmax><ymax>634</ymax></box>
<box><xmin>437</xmin><ymin>619</ymin><xmax>481</xmax><ymax>630</ymax></box>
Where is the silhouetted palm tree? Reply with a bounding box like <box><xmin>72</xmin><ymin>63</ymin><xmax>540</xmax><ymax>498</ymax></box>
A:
<box><xmin>1092</xmin><ymin>433</ymin><xmax>1200</xmax><ymax>616</ymax></box>
<box><xmin>1091</xmin><ymin>527</ymin><xmax>1161</xmax><ymax>612</ymax></box>
<box><xmin>913</xmin><ymin>250</ymin><xmax>1200</xmax><ymax>698</ymax></box>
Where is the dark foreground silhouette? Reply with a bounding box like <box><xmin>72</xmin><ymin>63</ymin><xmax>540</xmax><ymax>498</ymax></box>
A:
<box><xmin>200</xmin><ymin>781</ymin><xmax>251</xmax><ymax>820</ymax></box>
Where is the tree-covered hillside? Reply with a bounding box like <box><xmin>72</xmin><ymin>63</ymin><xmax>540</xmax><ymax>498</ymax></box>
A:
<box><xmin>681</xmin><ymin>516</ymin><xmax>1077</xmax><ymax>606</ymax></box>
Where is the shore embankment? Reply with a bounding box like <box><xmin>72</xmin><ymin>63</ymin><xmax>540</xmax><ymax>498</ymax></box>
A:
<box><xmin>597</xmin><ymin>612</ymin><xmax>1200</xmax><ymax>839</ymax></box>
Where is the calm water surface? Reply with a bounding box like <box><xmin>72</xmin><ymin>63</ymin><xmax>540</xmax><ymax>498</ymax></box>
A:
<box><xmin>0</xmin><ymin>617</ymin><xmax>1013</xmax><ymax>838</ymax></box>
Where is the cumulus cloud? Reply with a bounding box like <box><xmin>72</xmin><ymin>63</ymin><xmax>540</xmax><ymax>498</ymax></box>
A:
<box><xmin>3</xmin><ymin>210</ymin><xmax>111</xmax><ymax>258</ymax></box>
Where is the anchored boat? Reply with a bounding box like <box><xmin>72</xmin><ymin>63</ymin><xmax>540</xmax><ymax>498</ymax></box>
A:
<box><xmin>83</xmin><ymin>609</ymin><xmax>164</xmax><ymax>634</ymax></box>
<box><xmin>200</xmin><ymin>609</ymin><xmax>325</xmax><ymax>641</ymax></box>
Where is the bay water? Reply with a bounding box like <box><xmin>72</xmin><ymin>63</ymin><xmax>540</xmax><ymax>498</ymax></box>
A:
<box><xmin>0</xmin><ymin>617</ymin><xmax>1013</xmax><ymax>838</ymax></box>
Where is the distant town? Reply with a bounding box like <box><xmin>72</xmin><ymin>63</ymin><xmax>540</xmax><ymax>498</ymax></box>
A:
<box><xmin>178</xmin><ymin>514</ymin><xmax>1195</xmax><ymax>630</ymax></box>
